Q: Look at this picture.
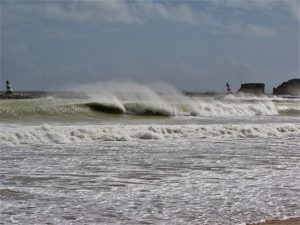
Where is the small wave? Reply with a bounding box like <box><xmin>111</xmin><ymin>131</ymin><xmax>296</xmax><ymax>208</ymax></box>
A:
<box><xmin>1</xmin><ymin>124</ymin><xmax>299</xmax><ymax>145</ymax></box>
<box><xmin>278</xmin><ymin>109</ymin><xmax>300</xmax><ymax>116</ymax></box>
<box><xmin>276</xmin><ymin>102</ymin><xmax>300</xmax><ymax>117</ymax></box>
<box><xmin>0</xmin><ymin>188</ymin><xmax>34</xmax><ymax>201</ymax></box>
<box><xmin>0</xmin><ymin>98</ymin><xmax>91</xmax><ymax>117</ymax></box>
<box><xmin>0</xmin><ymin>189</ymin><xmax>22</xmax><ymax>197</ymax></box>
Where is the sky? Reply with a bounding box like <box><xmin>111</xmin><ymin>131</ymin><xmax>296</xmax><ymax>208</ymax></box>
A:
<box><xmin>0</xmin><ymin>0</ymin><xmax>299</xmax><ymax>92</ymax></box>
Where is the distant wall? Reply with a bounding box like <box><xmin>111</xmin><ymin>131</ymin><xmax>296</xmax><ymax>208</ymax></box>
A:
<box><xmin>238</xmin><ymin>83</ymin><xmax>265</xmax><ymax>95</ymax></box>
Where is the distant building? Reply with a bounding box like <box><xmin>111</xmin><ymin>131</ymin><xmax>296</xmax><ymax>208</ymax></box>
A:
<box><xmin>238</xmin><ymin>83</ymin><xmax>265</xmax><ymax>95</ymax></box>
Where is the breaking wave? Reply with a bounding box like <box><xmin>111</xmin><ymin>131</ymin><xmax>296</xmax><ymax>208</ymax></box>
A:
<box><xmin>1</xmin><ymin>123</ymin><xmax>300</xmax><ymax>145</ymax></box>
<box><xmin>73</xmin><ymin>82</ymin><xmax>281</xmax><ymax>117</ymax></box>
<box><xmin>0</xmin><ymin>82</ymin><xmax>299</xmax><ymax>119</ymax></box>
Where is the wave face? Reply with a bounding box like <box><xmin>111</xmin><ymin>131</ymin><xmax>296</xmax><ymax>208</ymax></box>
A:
<box><xmin>71</xmin><ymin>82</ymin><xmax>282</xmax><ymax>117</ymax></box>
<box><xmin>0</xmin><ymin>82</ymin><xmax>299</xmax><ymax>120</ymax></box>
<box><xmin>1</xmin><ymin>123</ymin><xmax>300</xmax><ymax>145</ymax></box>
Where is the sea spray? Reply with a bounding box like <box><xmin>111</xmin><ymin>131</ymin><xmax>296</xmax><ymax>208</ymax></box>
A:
<box><xmin>60</xmin><ymin>81</ymin><xmax>280</xmax><ymax>117</ymax></box>
<box><xmin>2</xmin><ymin>82</ymin><xmax>298</xmax><ymax>120</ymax></box>
<box><xmin>63</xmin><ymin>81</ymin><xmax>194</xmax><ymax>116</ymax></box>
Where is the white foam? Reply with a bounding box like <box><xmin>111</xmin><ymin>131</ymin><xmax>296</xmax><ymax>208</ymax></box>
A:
<box><xmin>1</xmin><ymin>123</ymin><xmax>299</xmax><ymax>145</ymax></box>
<box><xmin>190</xmin><ymin>97</ymin><xmax>278</xmax><ymax>116</ymax></box>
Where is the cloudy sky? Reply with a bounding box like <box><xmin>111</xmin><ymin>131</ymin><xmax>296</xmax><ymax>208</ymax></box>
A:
<box><xmin>1</xmin><ymin>0</ymin><xmax>299</xmax><ymax>92</ymax></box>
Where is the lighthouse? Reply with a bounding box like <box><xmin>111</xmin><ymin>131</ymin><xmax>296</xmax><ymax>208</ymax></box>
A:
<box><xmin>226</xmin><ymin>82</ymin><xmax>232</xmax><ymax>94</ymax></box>
<box><xmin>6</xmin><ymin>80</ymin><xmax>13</xmax><ymax>94</ymax></box>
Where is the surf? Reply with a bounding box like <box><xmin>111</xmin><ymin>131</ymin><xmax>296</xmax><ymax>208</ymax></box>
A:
<box><xmin>1</xmin><ymin>82</ymin><xmax>299</xmax><ymax>122</ymax></box>
<box><xmin>1</xmin><ymin>123</ymin><xmax>300</xmax><ymax>145</ymax></box>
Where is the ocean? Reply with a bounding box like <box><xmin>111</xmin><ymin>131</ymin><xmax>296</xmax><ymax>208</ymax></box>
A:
<box><xmin>1</xmin><ymin>83</ymin><xmax>300</xmax><ymax>225</ymax></box>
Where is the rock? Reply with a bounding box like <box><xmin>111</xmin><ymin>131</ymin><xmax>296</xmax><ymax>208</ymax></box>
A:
<box><xmin>273</xmin><ymin>79</ymin><xmax>300</xmax><ymax>96</ymax></box>
<box><xmin>238</xmin><ymin>83</ymin><xmax>265</xmax><ymax>95</ymax></box>
<box><xmin>0</xmin><ymin>93</ymin><xmax>36</xmax><ymax>99</ymax></box>
<box><xmin>0</xmin><ymin>92</ymin><xmax>87</xmax><ymax>99</ymax></box>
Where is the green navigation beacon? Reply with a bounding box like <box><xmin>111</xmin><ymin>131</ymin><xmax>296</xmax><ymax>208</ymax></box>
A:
<box><xmin>6</xmin><ymin>80</ymin><xmax>13</xmax><ymax>94</ymax></box>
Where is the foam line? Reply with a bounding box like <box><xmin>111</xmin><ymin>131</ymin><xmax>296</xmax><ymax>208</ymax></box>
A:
<box><xmin>1</xmin><ymin>124</ymin><xmax>299</xmax><ymax>145</ymax></box>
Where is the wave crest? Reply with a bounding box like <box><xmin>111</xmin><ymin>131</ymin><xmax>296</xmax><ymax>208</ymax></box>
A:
<box><xmin>1</xmin><ymin>124</ymin><xmax>299</xmax><ymax>145</ymax></box>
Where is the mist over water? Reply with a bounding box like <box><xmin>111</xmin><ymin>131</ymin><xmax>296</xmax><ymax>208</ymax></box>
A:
<box><xmin>66</xmin><ymin>81</ymin><xmax>194</xmax><ymax>116</ymax></box>
<box><xmin>1</xmin><ymin>82</ymin><xmax>300</xmax><ymax>224</ymax></box>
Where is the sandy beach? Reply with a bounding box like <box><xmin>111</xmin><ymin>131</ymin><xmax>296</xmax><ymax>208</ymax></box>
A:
<box><xmin>248</xmin><ymin>217</ymin><xmax>300</xmax><ymax>225</ymax></box>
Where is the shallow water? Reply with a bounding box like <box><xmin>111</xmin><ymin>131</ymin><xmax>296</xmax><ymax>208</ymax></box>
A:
<box><xmin>1</xmin><ymin>138</ymin><xmax>300</xmax><ymax>224</ymax></box>
<box><xmin>1</xmin><ymin>92</ymin><xmax>300</xmax><ymax>224</ymax></box>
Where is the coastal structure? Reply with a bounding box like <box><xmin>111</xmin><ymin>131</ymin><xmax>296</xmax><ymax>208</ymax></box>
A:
<box><xmin>6</xmin><ymin>80</ymin><xmax>13</xmax><ymax>94</ymax></box>
<box><xmin>226</xmin><ymin>82</ymin><xmax>233</xmax><ymax>94</ymax></box>
<box><xmin>238</xmin><ymin>83</ymin><xmax>265</xmax><ymax>95</ymax></box>
<box><xmin>273</xmin><ymin>79</ymin><xmax>300</xmax><ymax>96</ymax></box>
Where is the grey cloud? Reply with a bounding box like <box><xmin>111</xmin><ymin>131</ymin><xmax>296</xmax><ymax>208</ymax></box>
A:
<box><xmin>286</xmin><ymin>0</ymin><xmax>300</xmax><ymax>21</ymax></box>
<box><xmin>226</xmin><ymin>22</ymin><xmax>277</xmax><ymax>38</ymax></box>
<box><xmin>0</xmin><ymin>0</ymin><xmax>252</xmax><ymax>28</ymax></box>
<box><xmin>1</xmin><ymin>1</ymin><xmax>297</xmax><ymax>92</ymax></box>
<box><xmin>212</xmin><ymin>0</ymin><xmax>275</xmax><ymax>10</ymax></box>
<box><xmin>212</xmin><ymin>0</ymin><xmax>300</xmax><ymax>21</ymax></box>
<box><xmin>3</xmin><ymin>1</ymin><xmax>142</xmax><ymax>24</ymax></box>
<box><xmin>1</xmin><ymin>0</ymin><xmax>285</xmax><ymax>39</ymax></box>
<box><xmin>4</xmin><ymin>1</ymin><xmax>198</xmax><ymax>25</ymax></box>
<box><xmin>245</xmin><ymin>24</ymin><xmax>277</xmax><ymax>38</ymax></box>
<box><xmin>133</xmin><ymin>2</ymin><xmax>200</xmax><ymax>24</ymax></box>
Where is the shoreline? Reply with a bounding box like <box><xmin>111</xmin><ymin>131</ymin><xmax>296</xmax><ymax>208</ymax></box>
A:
<box><xmin>0</xmin><ymin>91</ymin><xmax>87</xmax><ymax>99</ymax></box>
<box><xmin>248</xmin><ymin>217</ymin><xmax>300</xmax><ymax>225</ymax></box>
<box><xmin>1</xmin><ymin>91</ymin><xmax>299</xmax><ymax>100</ymax></box>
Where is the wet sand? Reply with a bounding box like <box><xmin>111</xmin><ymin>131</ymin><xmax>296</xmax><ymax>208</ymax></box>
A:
<box><xmin>248</xmin><ymin>217</ymin><xmax>300</xmax><ymax>225</ymax></box>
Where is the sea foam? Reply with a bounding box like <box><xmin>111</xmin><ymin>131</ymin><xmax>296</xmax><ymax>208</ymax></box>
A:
<box><xmin>1</xmin><ymin>123</ymin><xmax>299</xmax><ymax>145</ymax></box>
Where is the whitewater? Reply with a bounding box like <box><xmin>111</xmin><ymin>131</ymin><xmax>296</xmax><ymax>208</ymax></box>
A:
<box><xmin>1</xmin><ymin>82</ymin><xmax>300</xmax><ymax>225</ymax></box>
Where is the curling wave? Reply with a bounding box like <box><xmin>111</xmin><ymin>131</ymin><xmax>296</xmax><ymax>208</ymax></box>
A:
<box><xmin>0</xmin><ymin>96</ymin><xmax>285</xmax><ymax>118</ymax></box>
<box><xmin>1</xmin><ymin>82</ymin><xmax>299</xmax><ymax>119</ymax></box>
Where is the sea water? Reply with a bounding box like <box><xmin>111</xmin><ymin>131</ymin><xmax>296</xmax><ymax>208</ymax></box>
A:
<box><xmin>1</xmin><ymin>83</ymin><xmax>300</xmax><ymax>224</ymax></box>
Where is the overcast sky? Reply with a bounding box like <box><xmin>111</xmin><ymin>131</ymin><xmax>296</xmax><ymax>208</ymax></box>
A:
<box><xmin>1</xmin><ymin>0</ymin><xmax>299</xmax><ymax>92</ymax></box>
